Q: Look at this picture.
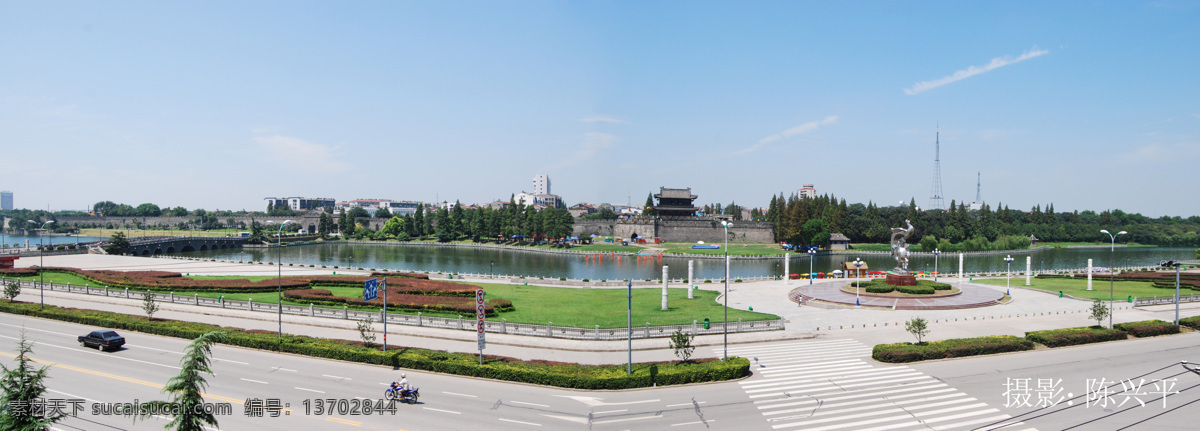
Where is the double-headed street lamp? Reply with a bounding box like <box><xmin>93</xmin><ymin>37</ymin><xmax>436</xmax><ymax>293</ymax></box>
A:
<box><xmin>28</xmin><ymin>220</ymin><xmax>55</xmax><ymax>309</ymax></box>
<box><xmin>721</xmin><ymin>220</ymin><xmax>732</xmax><ymax>361</ymax></box>
<box><xmin>1004</xmin><ymin>255</ymin><xmax>1014</xmax><ymax>296</ymax></box>
<box><xmin>1160</xmin><ymin>260</ymin><xmax>1182</xmax><ymax>325</ymax></box>
<box><xmin>269</xmin><ymin>220</ymin><xmax>291</xmax><ymax>338</ymax></box>
<box><xmin>853</xmin><ymin>258</ymin><xmax>863</xmax><ymax>306</ymax></box>
<box><xmin>1100</xmin><ymin>229</ymin><xmax>1126</xmax><ymax>329</ymax></box>
<box><xmin>808</xmin><ymin>247</ymin><xmax>816</xmax><ymax>285</ymax></box>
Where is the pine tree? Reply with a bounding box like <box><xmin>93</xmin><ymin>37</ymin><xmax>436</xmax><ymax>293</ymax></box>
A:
<box><xmin>0</xmin><ymin>331</ymin><xmax>64</xmax><ymax>430</ymax></box>
<box><xmin>132</xmin><ymin>331</ymin><xmax>227</xmax><ymax>430</ymax></box>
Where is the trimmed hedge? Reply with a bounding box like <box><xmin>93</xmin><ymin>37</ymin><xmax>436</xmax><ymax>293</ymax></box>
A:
<box><xmin>865</xmin><ymin>284</ymin><xmax>894</xmax><ymax>293</ymax></box>
<box><xmin>1182</xmin><ymin>315</ymin><xmax>1200</xmax><ymax>330</ymax></box>
<box><xmin>873</xmin><ymin>336</ymin><xmax>1034</xmax><ymax>363</ymax></box>
<box><xmin>896</xmin><ymin>285</ymin><xmax>935</xmax><ymax>295</ymax></box>
<box><xmin>1114</xmin><ymin>320</ymin><xmax>1180</xmax><ymax>338</ymax></box>
<box><xmin>0</xmin><ymin>301</ymin><xmax>748</xmax><ymax>389</ymax></box>
<box><xmin>1025</xmin><ymin>326</ymin><xmax>1127</xmax><ymax>347</ymax></box>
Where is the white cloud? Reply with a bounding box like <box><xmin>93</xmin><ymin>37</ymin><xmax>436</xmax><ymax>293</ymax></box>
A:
<box><xmin>904</xmin><ymin>47</ymin><xmax>1049</xmax><ymax>95</ymax></box>
<box><xmin>546</xmin><ymin>132</ymin><xmax>618</xmax><ymax>170</ymax></box>
<box><xmin>580</xmin><ymin>115</ymin><xmax>627</xmax><ymax>124</ymax></box>
<box><xmin>253</xmin><ymin>135</ymin><xmax>351</xmax><ymax>172</ymax></box>
<box><xmin>1124</xmin><ymin>142</ymin><xmax>1200</xmax><ymax>163</ymax></box>
<box><xmin>748</xmin><ymin>116</ymin><xmax>839</xmax><ymax>154</ymax></box>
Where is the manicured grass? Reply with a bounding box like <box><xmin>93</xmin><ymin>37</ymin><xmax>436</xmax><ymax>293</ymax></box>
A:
<box><xmin>655</xmin><ymin>242</ymin><xmax>791</xmax><ymax>256</ymax></box>
<box><xmin>848</xmin><ymin>243</ymin><xmax>891</xmax><ymax>252</ymax></box>
<box><xmin>974</xmin><ymin>277</ymin><xmax>1171</xmax><ymax>300</ymax></box>
<box><xmin>563</xmin><ymin>244</ymin><xmax>648</xmax><ymax>252</ymax></box>
<box><xmin>1036</xmin><ymin>242</ymin><xmax>1156</xmax><ymax>249</ymax></box>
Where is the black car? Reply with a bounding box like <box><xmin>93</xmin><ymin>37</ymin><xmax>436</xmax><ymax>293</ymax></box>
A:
<box><xmin>78</xmin><ymin>330</ymin><xmax>125</xmax><ymax>351</ymax></box>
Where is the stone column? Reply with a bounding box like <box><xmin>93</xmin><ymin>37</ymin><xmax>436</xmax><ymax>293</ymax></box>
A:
<box><xmin>687</xmin><ymin>260</ymin><xmax>694</xmax><ymax>299</ymax></box>
<box><xmin>1087</xmin><ymin>259</ymin><xmax>1093</xmax><ymax>290</ymax></box>
<box><xmin>1025</xmin><ymin>256</ymin><xmax>1032</xmax><ymax>286</ymax></box>
<box><xmin>662</xmin><ymin>265</ymin><xmax>669</xmax><ymax>310</ymax></box>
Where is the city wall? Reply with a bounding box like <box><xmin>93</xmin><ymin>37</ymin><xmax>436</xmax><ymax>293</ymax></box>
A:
<box><xmin>573</xmin><ymin>219</ymin><xmax>774</xmax><ymax>243</ymax></box>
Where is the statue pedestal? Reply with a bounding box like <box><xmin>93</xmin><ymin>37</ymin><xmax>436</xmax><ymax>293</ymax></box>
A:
<box><xmin>886</xmin><ymin>274</ymin><xmax>917</xmax><ymax>286</ymax></box>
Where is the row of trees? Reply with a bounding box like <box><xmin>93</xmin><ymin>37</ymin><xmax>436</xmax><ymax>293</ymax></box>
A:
<box><xmin>764</xmin><ymin>193</ymin><xmax>1200</xmax><ymax>249</ymax></box>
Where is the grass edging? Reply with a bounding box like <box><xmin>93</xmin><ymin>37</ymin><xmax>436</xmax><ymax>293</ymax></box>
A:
<box><xmin>0</xmin><ymin>300</ymin><xmax>748</xmax><ymax>389</ymax></box>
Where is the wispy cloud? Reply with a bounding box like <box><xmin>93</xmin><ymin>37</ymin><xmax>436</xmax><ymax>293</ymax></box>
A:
<box><xmin>1124</xmin><ymin>142</ymin><xmax>1200</xmax><ymax>163</ymax></box>
<box><xmin>547</xmin><ymin>132</ymin><xmax>618</xmax><ymax>170</ymax></box>
<box><xmin>904</xmin><ymin>47</ymin><xmax>1049</xmax><ymax>95</ymax></box>
<box><xmin>749</xmin><ymin>116</ymin><xmax>839</xmax><ymax>153</ymax></box>
<box><xmin>580</xmin><ymin>115</ymin><xmax>627</xmax><ymax>124</ymax></box>
<box><xmin>1192</xmin><ymin>113</ymin><xmax>1200</xmax><ymax>120</ymax></box>
<box><xmin>254</xmin><ymin>135</ymin><xmax>351</xmax><ymax>172</ymax></box>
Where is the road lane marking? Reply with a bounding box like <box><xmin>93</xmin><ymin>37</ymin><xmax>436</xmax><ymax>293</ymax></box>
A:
<box><xmin>594</xmin><ymin>409</ymin><xmax>627</xmax><ymax>414</ymax></box>
<box><xmin>241</xmin><ymin>378</ymin><xmax>269</xmax><ymax>384</ymax></box>
<box><xmin>443</xmin><ymin>391</ymin><xmax>477</xmax><ymax>398</ymax></box>
<box><xmin>673</xmin><ymin>420</ymin><xmax>716</xmax><ymax>426</ymax></box>
<box><xmin>555</xmin><ymin>395</ymin><xmax>661</xmax><ymax>407</ymax></box>
<box><xmin>499</xmin><ymin>418</ymin><xmax>542</xmax><ymax>426</ymax></box>
<box><xmin>0</xmin><ymin>322</ymin><xmax>77</xmax><ymax>337</ymax></box>
<box><xmin>213</xmin><ymin>357</ymin><xmax>249</xmax><ymax>365</ymax></box>
<box><xmin>325</xmin><ymin>416</ymin><xmax>362</xmax><ymax>426</ymax></box>
<box><xmin>295</xmin><ymin>387</ymin><xmax>326</xmax><ymax>394</ymax></box>
<box><xmin>424</xmin><ymin>407</ymin><xmax>461</xmax><ymax>414</ymax></box>
<box><xmin>666</xmin><ymin>401</ymin><xmax>706</xmax><ymax>407</ymax></box>
<box><xmin>322</xmin><ymin>374</ymin><xmax>351</xmax><ymax>380</ymax></box>
<box><xmin>272</xmin><ymin>366</ymin><xmax>298</xmax><ymax>372</ymax></box>
<box><xmin>593</xmin><ymin>415</ymin><xmax>658</xmax><ymax>424</ymax></box>
<box><xmin>510</xmin><ymin>400</ymin><xmax>550</xmax><ymax>408</ymax></box>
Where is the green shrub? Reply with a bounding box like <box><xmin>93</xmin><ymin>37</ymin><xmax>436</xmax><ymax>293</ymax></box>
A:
<box><xmin>896</xmin><ymin>285</ymin><xmax>935</xmax><ymax>294</ymax></box>
<box><xmin>865</xmin><ymin>284</ymin><xmax>894</xmax><ymax>293</ymax></box>
<box><xmin>1025</xmin><ymin>327</ymin><xmax>1127</xmax><ymax>347</ymax></box>
<box><xmin>0</xmin><ymin>301</ymin><xmax>747</xmax><ymax>389</ymax></box>
<box><xmin>1114</xmin><ymin>320</ymin><xmax>1180</xmax><ymax>337</ymax></box>
<box><xmin>873</xmin><ymin>336</ymin><xmax>1034</xmax><ymax>363</ymax></box>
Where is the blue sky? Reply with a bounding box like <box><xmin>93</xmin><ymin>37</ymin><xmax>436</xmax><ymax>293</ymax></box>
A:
<box><xmin>1</xmin><ymin>1</ymin><xmax>1197</xmax><ymax>217</ymax></box>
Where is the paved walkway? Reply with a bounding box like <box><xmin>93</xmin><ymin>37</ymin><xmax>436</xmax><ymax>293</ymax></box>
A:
<box><xmin>10</xmin><ymin>255</ymin><xmax>1200</xmax><ymax>364</ymax></box>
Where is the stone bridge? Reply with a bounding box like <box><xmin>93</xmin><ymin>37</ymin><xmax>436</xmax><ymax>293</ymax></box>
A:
<box><xmin>123</xmin><ymin>236</ymin><xmax>249</xmax><ymax>256</ymax></box>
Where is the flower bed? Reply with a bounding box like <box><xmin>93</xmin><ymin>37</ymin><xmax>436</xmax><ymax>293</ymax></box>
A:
<box><xmin>1113</xmin><ymin>320</ymin><xmax>1180</xmax><ymax>337</ymax></box>
<box><xmin>1025</xmin><ymin>326</ymin><xmax>1127</xmax><ymax>347</ymax></box>
<box><xmin>873</xmin><ymin>336</ymin><xmax>1034</xmax><ymax>363</ymax></box>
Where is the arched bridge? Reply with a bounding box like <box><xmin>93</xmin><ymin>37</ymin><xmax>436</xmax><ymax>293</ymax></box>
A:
<box><xmin>123</xmin><ymin>236</ymin><xmax>249</xmax><ymax>256</ymax></box>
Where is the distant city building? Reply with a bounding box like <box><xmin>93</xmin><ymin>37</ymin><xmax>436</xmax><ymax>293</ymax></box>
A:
<box><xmin>533</xmin><ymin>174</ymin><xmax>550</xmax><ymax>195</ymax></box>
<box><xmin>0</xmin><ymin>191</ymin><xmax>11</xmax><ymax>210</ymax></box>
<box><xmin>515</xmin><ymin>192</ymin><xmax>561</xmax><ymax>208</ymax></box>
<box><xmin>652</xmin><ymin>187</ymin><xmax>700</xmax><ymax>217</ymax></box>
<box><xmin>265</xmin><ymin>196</ymin><xmax>335</xmax><ymax>212</ymax></box>
<box><xmin>336</xmin><ymin>199</ymin><xmax>421</xmax><ymax>215</ymax></box>
<box><xmin>797</xmin><ymin>184</ymin><xmax>817</xmax><ymax>199</ymax></box>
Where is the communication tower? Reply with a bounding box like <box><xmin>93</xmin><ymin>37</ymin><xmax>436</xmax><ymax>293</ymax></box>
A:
<box><xmin>928</xmin><ymin>125</ymin><xmax>945</xmax><ymax>211</ymax></box>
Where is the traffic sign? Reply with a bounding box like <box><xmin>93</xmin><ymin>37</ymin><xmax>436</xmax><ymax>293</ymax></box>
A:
<box><xmin>363</xmin><ymin>278</ymin><xmax>378</xmax><ymax>301</ymax></box>
<box><xmin>476</xmin><ymin>289</ymin><xmax>486</xmax><ymax>350</ymax></box>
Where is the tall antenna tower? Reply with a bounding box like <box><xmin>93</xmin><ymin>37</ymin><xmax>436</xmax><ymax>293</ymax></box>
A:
<box><xmin>928</xmin><ymin>125</ymin><xmax>945</xmax><ymax>210</ymax></box>
<box><xmin>975</xmin><ymin>172</ymin><xmax>982</xmax><ymax>203</ymax></box>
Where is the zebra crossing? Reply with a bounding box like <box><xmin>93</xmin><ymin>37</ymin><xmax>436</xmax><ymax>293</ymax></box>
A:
<box><xmin>719</xmin><ymin>339</ymin><xmax>1035</xmax><ymax>431</ymax></box>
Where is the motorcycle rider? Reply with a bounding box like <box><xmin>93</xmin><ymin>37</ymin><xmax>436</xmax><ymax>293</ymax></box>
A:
<box><xmin>393</xmin><ymin>373</ymin><xmax>410</xmax><ymax>394</ymax></box>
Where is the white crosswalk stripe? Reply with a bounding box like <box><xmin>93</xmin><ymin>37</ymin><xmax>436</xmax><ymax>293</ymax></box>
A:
<box><xmin>718</xmin><ymin>339</ymin><xmax>1035</xmax><ymax>431</ymax></box>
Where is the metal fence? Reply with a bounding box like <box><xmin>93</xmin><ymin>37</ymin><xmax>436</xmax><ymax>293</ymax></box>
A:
<box><xmin>3</xmin><ymin>278</ymin><xmax>784</xmax><ymax>340</ymax></box>
<box><xmin>1134</xmin><ymin>294</ymin><xmax>1200</xmax><ymax>307</ymax></box>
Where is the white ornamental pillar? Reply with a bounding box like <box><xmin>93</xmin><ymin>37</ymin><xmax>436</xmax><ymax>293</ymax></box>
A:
<box><xmin>958</xmin><ymin>253</ymin><xmax>964</xmax><ymax>285</ymax></box>
<box><xmin>662</xmin><ymin>265</ymin><xmax>669</xmax><ymax>310</ymax></box>
<box><xmin>1087</xmin><ymin>259</ymin><xmax>1093</xmax><ymax>291</ymax></box>
<box><xmin>1025</xmin><ymin>256</ymin><xmax>1032</xmax><ymax>286</ymax></box>
<box><xmin>784</xmin><ymin>253</ymin><xmax>790</xmax><ymax>286</ymax></box>
<box><xmin>687</xmin><ymin>260</ymin><xmax>694</xmax><ymax>299</ymax></box>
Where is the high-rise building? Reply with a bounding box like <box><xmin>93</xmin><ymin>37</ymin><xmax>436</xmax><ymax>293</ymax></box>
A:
<box><xmin>0</xmin><ymin>191</ymin><xmax>11</xmax><ymax>210</ymax></box>
<box><xmin>797</xmin><ymin>184</ymin><xmax>817</xmax><ymax>199</ymax></box>
<box><xmin>533</xmin><ymin>174</ymin><xmax>550</xmax><ymax>195</ymax></box>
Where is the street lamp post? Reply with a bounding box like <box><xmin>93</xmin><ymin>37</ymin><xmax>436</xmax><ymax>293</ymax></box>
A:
<box><xmin>808</xmin><ymin>247</ymin><xmax>816</xmax><ymax>285</ymax></box>
<box><xmin>490</xmin><ymin>260</ymin><xmax>494</xmax><ymax>279</ymax></box>
<box><xmin>1161</xmin><ymin>261</ymin><xmax>1182</xmax><ymax>325</ymax></box>
<box><xmin>853</xmin><ymin>258</ymin><xmax>863</xmax><ymax>306</ymax></box>
<box><xmin>269</xmin><ymin>220</ymin><xmax>291</xmax><ymax>338</ymax></box>
<box><xmin>933</xmin><ymin>248</ymin><xmax>940</xmax><ymax>282</ymax></box>
<box><xmin>721</xmin><ymin>220</ymin><xmax>732</xmax><ymax>361</ymax></box>
<box><xmin>1004</xmin><ymin>255</ymin><xmax>1014</xmax><ymax>296</ymax></box>
<box><xmin>1100</xmin><ymin>229</ymin><xmax>1126</xmax><ymax>329</ymax></box>
<box><xmin>29</xmin><ymin>220</ymin><xmax>55</xmax><ymax>309</ymax></box>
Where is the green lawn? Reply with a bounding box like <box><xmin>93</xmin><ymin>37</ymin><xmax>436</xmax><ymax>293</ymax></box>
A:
<box><xmin>1035</xmin><ymin>242</ymin><xmax>1155</xmax><ymax>249</ymax></box>
<box><xmin>974</xmin><ymin>277</ymin><xmax>1180</xmax><ymax>301</ymax></box>
<box><xmin>2</xmin><ymin>273</ymin><xmax>777</xmax><ymax>328</ymax></box>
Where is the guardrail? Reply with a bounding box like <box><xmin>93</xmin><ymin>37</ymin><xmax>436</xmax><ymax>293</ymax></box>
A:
<box><xmin>1133</xmin><ymin>294</ymin><xmax>1200</xmax><ymax>307</ymax></box>
<box><xmin>2</xmin><ymin>278</ymin><xmax>784</xmax><ymax>339</ymax></box>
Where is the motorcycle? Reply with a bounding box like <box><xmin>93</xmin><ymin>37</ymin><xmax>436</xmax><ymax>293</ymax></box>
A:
<box><xmin>385</xmin><ymin>383</ymin><xmax>420</xmax><ymax>404</ymax></box>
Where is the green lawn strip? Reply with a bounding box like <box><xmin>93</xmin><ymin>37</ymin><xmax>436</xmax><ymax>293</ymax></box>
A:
<box><xmin>1036</xmin><ymin>242</ymin><xmax>1156</xmax><ymax>249</ymax></box>
<box><xmin>1025</xmin><ymin>327</ymin><xmax>1127</xmax><ymax>347</ymax></box>
<box><xmin>564</xmin><ymin>244</ymin><xmax>648</xmax><ymax>253</ymax></box>
<box><xmin>872</xmin><ymin>336</ymin><xmax>1034</xmax><ymax>363</ymax></box>
<box><xmin>0</xmin><ymin>300</ymin><xmax>749</xmax><ymax>389</ymax></box>
<box><xmin>974</xmin><ymin>277</ymin><xmax>1172</xmax><ymax>300</ymax></box>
